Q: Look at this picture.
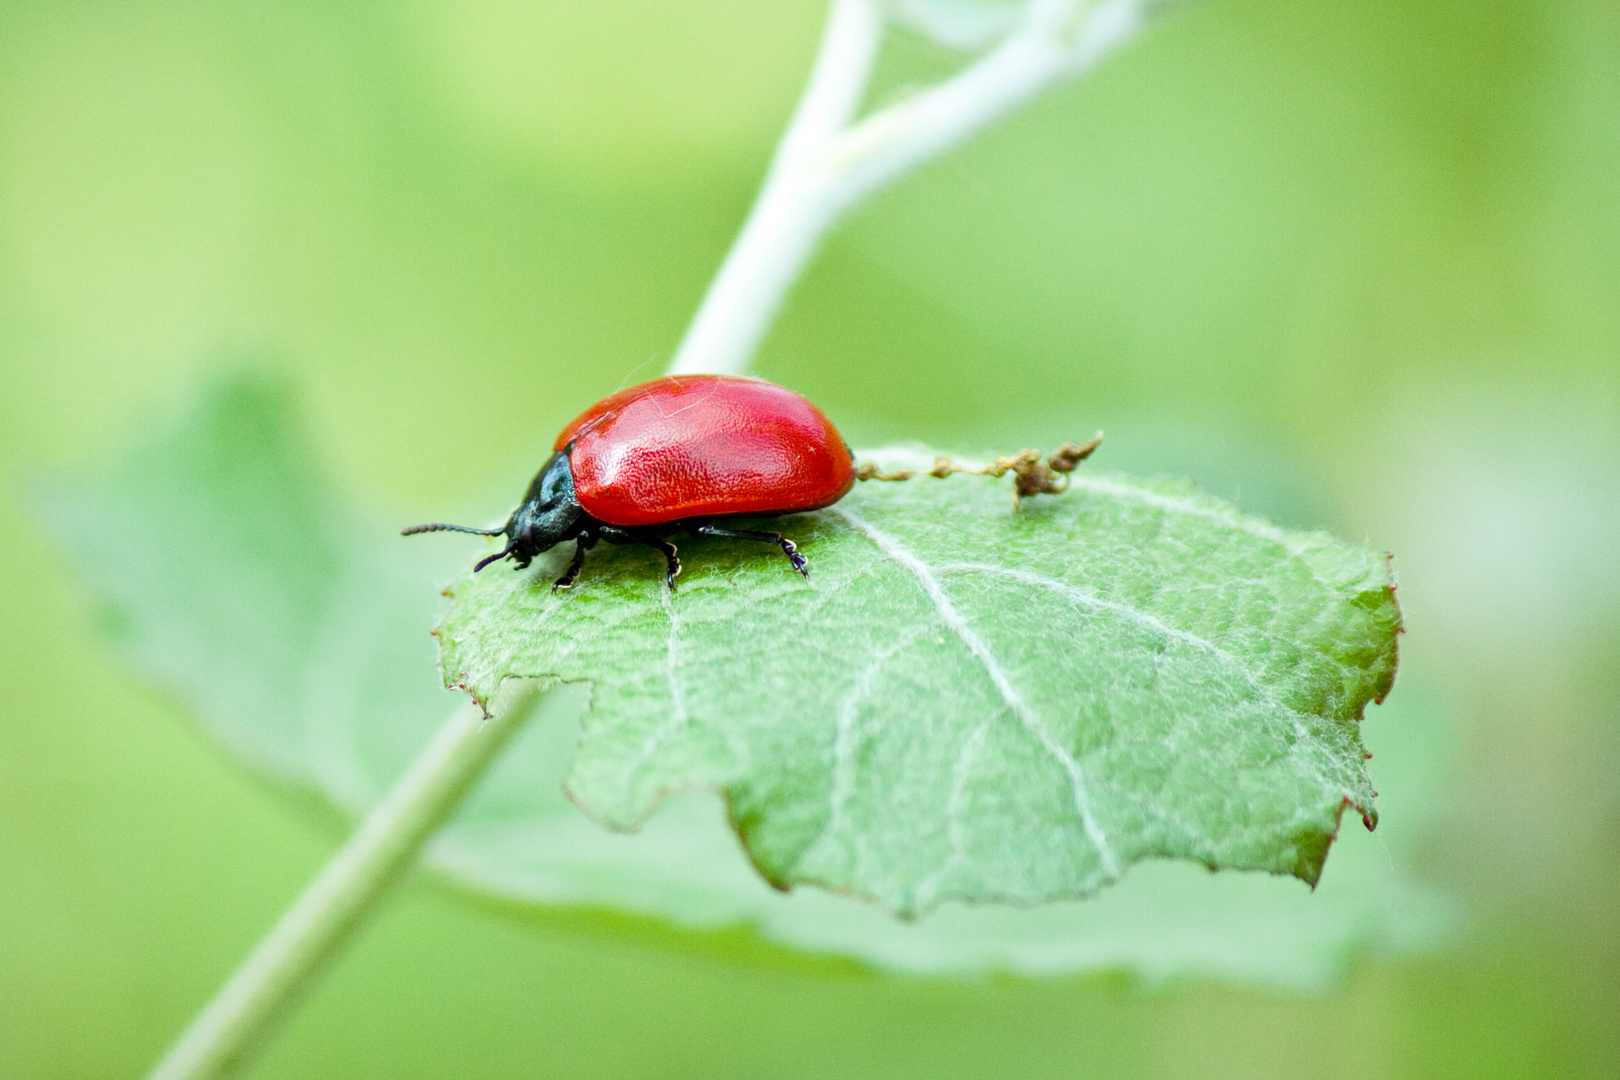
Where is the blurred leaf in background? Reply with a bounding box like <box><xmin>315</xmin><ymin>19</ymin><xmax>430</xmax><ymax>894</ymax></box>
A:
<box><xmin>38</xmin><ymin>373</ymin><xmax>1447</xmax><ymax>990</ymax></box>
<box><xmin>1</xmin><ymin>0</ymin><xmax>1615</xmax><ymax>1078</ymax></box>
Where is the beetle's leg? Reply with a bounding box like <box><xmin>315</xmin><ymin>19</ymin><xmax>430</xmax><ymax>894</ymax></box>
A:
<box><xmin>551</xmin><ymin>532</ymin><xmax>596</xmax><ymax>593</ymax></box>
<box><xmin>691</xmin><ymin>524</ymin><xmax>809</xmax><ymax>579</ymax></box>
<box><xmin>598</xmin><ymin>526</ymin><xmax>681</xmax><ymax>590</ymax></box>
<box><xmin>649</xmin><ymin>537</ymin><xmax>681</xmax><ymax>591</ymax></box>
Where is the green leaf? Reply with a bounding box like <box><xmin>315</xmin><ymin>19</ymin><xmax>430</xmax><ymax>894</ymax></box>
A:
<box><xmin>438</xmin><ymin>447</ymin><xmax>1400</xmax><ymax>916</ymax></box>
<box><xmin>42</xmin><ymin>374</ymin><xmax>1449</xmax><ymax>983</ymax></box>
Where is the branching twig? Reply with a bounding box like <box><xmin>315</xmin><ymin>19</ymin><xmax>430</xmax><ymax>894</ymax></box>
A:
<box><xmin>667</xmin><ymin>0</ymin><xmax>1178</xmax><ymax>378</ymax></box>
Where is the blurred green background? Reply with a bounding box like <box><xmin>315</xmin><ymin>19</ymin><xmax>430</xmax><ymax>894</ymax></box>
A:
<box><xmin>1</xmin><ymin>0</ymin><xmax>1615</xmax><ymax>1076</ymax></box>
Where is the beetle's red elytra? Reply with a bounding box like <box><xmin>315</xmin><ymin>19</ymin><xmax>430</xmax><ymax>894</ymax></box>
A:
<box><xmin>559</xmin><ymin>375</ymin><xmax>854</xmax><ymax>527</ymax></box>
<box><xmin>403</xmin><ymin>375</ymin><xmax>855</xmax><ymax>592</ymax></box>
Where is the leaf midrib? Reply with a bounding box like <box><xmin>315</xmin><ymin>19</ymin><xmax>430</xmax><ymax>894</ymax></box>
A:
<box><xmin>831</xmin><ymin>505</ymin><xmax>1124</xmax><ymax>880</ymax></box>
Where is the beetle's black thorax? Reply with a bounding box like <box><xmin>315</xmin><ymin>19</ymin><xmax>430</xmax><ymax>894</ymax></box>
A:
<box><xmin>502</xmin><ymin>449</ymin><xmax>586</xmax><ymax>567</ymax></box>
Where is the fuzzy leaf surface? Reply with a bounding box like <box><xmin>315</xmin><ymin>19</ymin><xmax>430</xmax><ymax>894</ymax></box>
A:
<box><xmin>43</xmin><ymin>375</ymin><xmax>1444</xmax><ymax>981</ymax></box>
<box><xmin>438</xmin><ymin>450</ymin><xmax>1399</xmax><ymax>915</ymax></box>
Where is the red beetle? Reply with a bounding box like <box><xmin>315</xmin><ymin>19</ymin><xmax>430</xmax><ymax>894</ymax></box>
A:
<box><xmin>404</xmin><ymin>375</ymin><xmax>855</xmax><ymax>591</ymax></box>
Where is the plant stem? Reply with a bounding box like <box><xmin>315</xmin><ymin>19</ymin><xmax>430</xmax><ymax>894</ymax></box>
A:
<box><xmin>145</xmin><ymin>689</ymin><xmax>537</xmax><ymax>1080</ymax></box>
<box><xmin>826</xmin><ymin>0</ymin><xmax>1149</xmax><ymax>212</ymax></box>
<box><xmin>667</xmin><ymin>0</ymin><xmax>883</xmax><ymax>378</ymax></box>
<box><xmin>666</xmin><ymin>0</ymin><xmax>1168</xmax><ymax>378</ymax></box>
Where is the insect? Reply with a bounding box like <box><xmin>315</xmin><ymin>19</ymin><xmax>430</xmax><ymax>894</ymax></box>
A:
<box><xmin>404</xmin><ymin>375</ymin><xmax>856</xmax><ymax>592</ymax></box>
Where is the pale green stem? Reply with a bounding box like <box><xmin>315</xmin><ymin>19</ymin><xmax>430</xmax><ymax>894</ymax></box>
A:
<box><xmin>667</xmin><ymin>0</ymin><xmax>1169</xmax><ymax>378</ymax></box>
<box><xmin>666</xmin><ymin>0</ymin><xmax>884</xmax><ymax>378</ymax></box>
<box><xmin>145</xmin><ymin>688</ymin><xmax>536</xmax><ymax>1080</ymax></box>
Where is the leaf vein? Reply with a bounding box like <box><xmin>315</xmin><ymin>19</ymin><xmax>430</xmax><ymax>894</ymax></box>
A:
<box><xmin>620</xmin><ymin>584</ymin><xmax>692</xmax><ymax>788</ymax></box>
<box><xmin>832</xmin><ymin>507</ymin><xmax>1122</xmax><ymax>879</ymax></box>
<box><xmin>935</xmin><ymin>562</ymin><xmax>1350</xmax><ymax>781</ymax></box>
<box><xmin>1065</xmin><ymin>475</ymin><xmax>1337</xmax><ymax>591</ymax></box>
<box><xmin>798</xmin><ymin>623</ymin><xmax>937</xmax><ymax>874</ymax></box>
<box><xmin>914</xmin><ymin>717</ymin><xmax>993</xmax><ymax>911</ymax></box>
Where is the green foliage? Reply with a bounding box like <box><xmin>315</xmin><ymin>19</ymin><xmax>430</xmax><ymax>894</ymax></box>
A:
<box><xmin>439</xmin><ymin>452</ymin><xmax>1399</xmax><ymax>913</ymax></box>
<box><xmin>6</xmin><ymin>0</ymin><xmax>1614</xmax><ymax>1070</ymax></box>
<box><xmin>38</xmin><ymin>374</ymin><xmax>1448</xmax><ymax>984</ymax></box>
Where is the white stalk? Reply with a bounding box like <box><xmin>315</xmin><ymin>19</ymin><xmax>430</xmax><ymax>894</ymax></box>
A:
<box><xmin>668</xmin><ymin>0</ymin><xmax>884</xmax><ymax>378</ymax></box>
<box><xmin>667</xmin><ymin>0</ymin><xmax>1172</xmax><ymax>377</ymax></box>
<box><xmin>146</xmin><ymin>690</ymin><xmax>536</xmax><ymax>1080</ymax></box>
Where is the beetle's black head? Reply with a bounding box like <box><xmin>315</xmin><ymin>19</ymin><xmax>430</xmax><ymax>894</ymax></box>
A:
<box><xmin>402</xmin><ymin>449</ymin><xmax>584</xmax><ymax>572</ymax></box>
<box><xmin>495</xmin><ymin>449</ymin><xmax>585</xmax><ymax>570</ymax></box>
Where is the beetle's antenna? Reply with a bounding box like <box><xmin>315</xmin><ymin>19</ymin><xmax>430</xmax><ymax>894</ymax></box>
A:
<box><xmin>473</xmin><ymin>542</ymin><xmax>518</xmax><ymax>573</ymax></box>
<box><xmin>401</xmin><ymin>522</ymin><xmax>514</xmax><ymax>571</ymax></box>
<box><xmin>401</xmin><ymin>523</ymin><xmax>505</xmax><ymax>537</ymax></box>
